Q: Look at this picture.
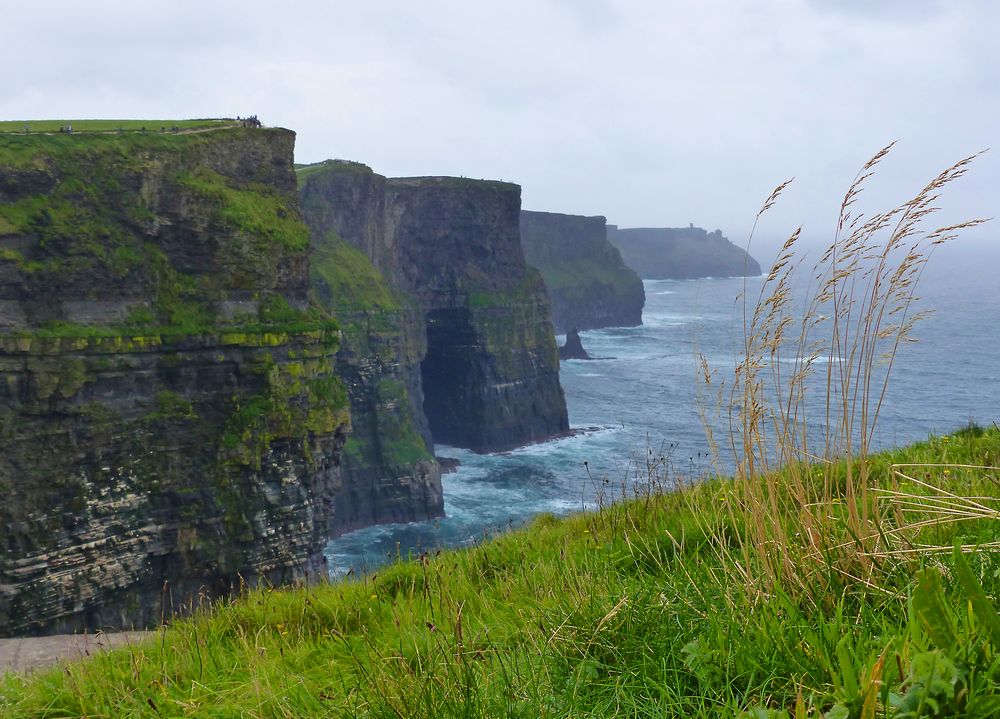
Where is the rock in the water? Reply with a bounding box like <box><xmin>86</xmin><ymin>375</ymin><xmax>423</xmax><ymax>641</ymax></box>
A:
<box><xmin>559</xmin><ymin>328</ymin><xmax>592</xmax><ymax>360</ymax></box>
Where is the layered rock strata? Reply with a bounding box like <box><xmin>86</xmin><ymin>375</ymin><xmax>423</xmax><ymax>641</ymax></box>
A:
<box><xmin>519</xmin><ymin>211</ymin><xmax>645</xmax><ymax>332</ymax></box>
<box><xmin>299</xmin><ymin>161</ymin><xmax>569</xmax><ymax>455</ymax></box>
<box><xmin>607</xmin><ymin>225</ymin><xmax>761</xmax><ymax>279</ymax></box>
<box><xmin>0</xmin><ymin>127</ymin><xmax>349</xmax><ymax>635</ymax></box>
<box><xmin>300</xmin><ymin>166</ymin><xmax>444</xmax><ymax>532</ymax></box>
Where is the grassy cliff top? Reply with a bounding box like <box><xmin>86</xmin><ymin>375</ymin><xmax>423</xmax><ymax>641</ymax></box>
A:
<box><xmin>295</xmin><ymin>159</ymin><xmax>374</xmax><ymax>182</ymax></box>
<box><xmin>389</xmin><ymin>175</ymin><xmax>520</xmax><ymax>191</ymax></box>
<box><xmin>0</xmin><ymin>120</ymin><xmax>315</xmax><ymax>338</ymax></box>
<box><xmin>4</xmin><ymin>426</ymin><xmax>1000</xmax><ymax>716</ymax></box>
<box><xmin>0</xmin><ymin>123</ymin><xmax>294</xmax><ymax>170</ymax></box>
<box><xmin>0</xmin><ymin>118</ymin><xmax>237</xmax><ymax>134</ymax></box>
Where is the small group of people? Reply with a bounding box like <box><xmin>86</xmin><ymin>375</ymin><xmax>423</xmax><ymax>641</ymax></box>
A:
<box><xmin>238</xmin><ymin>115</ymin><xmax>262</xmax><ymax>128</ymax></box>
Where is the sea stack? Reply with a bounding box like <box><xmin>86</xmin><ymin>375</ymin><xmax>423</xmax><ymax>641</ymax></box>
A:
<box><xmin>558</xmin><ymin>328</ymin><xmax>592</xmax><ymax>360</ymax></box>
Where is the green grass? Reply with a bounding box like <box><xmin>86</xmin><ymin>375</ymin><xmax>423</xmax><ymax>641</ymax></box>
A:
<box><xmin>295</xmin><ymin>159</ymin><xmax>374</xmax><ymax>183</ymax></box>
<box><xmin>310</xmin><ymin>229</ymin><xmax>401</xmax><ymax>312</ymax></box>
<box><xmin>539</xmin><ymin>256</ymin><xmax>642</xmax><ymax>293</ymax></box>
<box><xmin>0</xmin><ymin>119</ymin><xmax>234</xmax><ymax>134</ymax></box>
<box><xmin>0</xmin><ymin>123</ymin><xmax>321</xmax><ymax>339</ymax></box>
<box><xmin>4</xmin><ymin>426</ymin><xmax>1000</xmax><ymax>717</ymax></box>
<box><xmin>181</xmin><ymin>167</ymin><xmax>310</xmax><ymax>251</ymax></box>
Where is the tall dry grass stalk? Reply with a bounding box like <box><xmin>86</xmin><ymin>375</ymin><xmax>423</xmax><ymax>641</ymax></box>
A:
<box><xmin>703</xmin><ymin>144</ymin><xmax>987</xmax><ymax>604</ymax></box>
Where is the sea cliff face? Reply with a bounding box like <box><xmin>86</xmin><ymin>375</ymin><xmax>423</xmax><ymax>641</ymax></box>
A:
<box><xmin>300</xmin><ymin>164</ymin><xmax>443</xmax><ymax>533</ymax></box>
<box><xmin>607</xmin><ymin>225</ymin><xmax>762</xmax><ymax>279</ymax></box>
<box><xmin>519</xmin><ymin>211</ymin><xmax>645</xmax><ymax>333</ymax></box>
<box><xmin>0</xmin><ymin>128</ymin><xmax>349</xmax><ymax>635</ymax></box>
<box><xmin>299</xmin><ymin>162</ymin><xmax>569</xmax><ymax>454</ymax></box>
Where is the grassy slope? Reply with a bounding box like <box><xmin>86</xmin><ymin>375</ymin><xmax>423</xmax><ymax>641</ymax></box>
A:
<box><xmin>3</xmin><ymin>426</ymin><xmax>1000</xmax><ymax>717</ymax></box>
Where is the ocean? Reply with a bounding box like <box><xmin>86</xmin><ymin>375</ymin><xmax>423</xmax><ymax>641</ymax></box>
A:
<box><xmin>324</xmin><ymin>242</ymin><xmax>1000</xmax><ymax>576</ymax></box>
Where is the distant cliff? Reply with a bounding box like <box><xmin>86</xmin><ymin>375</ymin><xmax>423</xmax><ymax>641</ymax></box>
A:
<box><xmin>607</xmin><ymin>225</ymin><xmax>761</xmax><ymax>279</ymax></box>
<box><xmin>0</xmin><ymin>127</ymin><xmax>349</xmax><ymax>635</ymax></box>
<box><xmin>519</xmin><ymin>211</ymin><xmax>644</xmax><ymax>333</ymax></box>
<box><xmin>299</xmin><ymin>161</ymin><xmax>569</xmax><ymax>453</ymax></box>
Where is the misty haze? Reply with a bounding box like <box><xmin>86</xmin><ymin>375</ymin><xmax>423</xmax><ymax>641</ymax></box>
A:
<box><xmin>1</xmin><ymin>2</ymin><xmax>997</xmax><ymax>716</ymax></box>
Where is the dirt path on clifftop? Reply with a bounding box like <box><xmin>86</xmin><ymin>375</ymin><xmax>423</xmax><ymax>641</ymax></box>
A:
<box><xmin>0</xmin><ymin>631</ymin><xmax>153</xmax><ymax>674</ymax></box>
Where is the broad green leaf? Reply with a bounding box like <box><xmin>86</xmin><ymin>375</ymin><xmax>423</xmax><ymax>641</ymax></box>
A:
<box><xmin>824</xmin><ymin>704</ymin><xmax>849</xmax><ymax>719</ymax></box>
<box><xmin>952</xmin><ymin>544</ymin><xmax>1000</xmax><ymax>648</ymax></box>
<box><xmin>836</xmin><ymin>636</ymin><xmax>860</xmax><ymax>702</ymax></box>
<box><xmin>912</xmin><ymin>568</ymin><xmax>958</xmax><ymax>651</ymax></box>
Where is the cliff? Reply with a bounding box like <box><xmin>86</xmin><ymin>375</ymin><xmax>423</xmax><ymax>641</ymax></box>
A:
<box><xmin>519</xmin><ymin>211</ymin><xmax>644</xmax><ymax>332</ymax></box>
<box><xmin>299</xmin><ymin>161</ymin><xmax>569</xmax><ymax>454</ymax></box>
<box><xmin>0</xmin><ymin>126</ymin><xmax>349</xmax><ymax>635</ymax></box>
<box><xmin>607</xmin><ymin>225</ymin><xmax>762</xmax><ymax>279</ymax></box>
<box><xmin>299</xmin><ymin>163</ymin><xmax>443</xmax><ymax>533</ymax></box>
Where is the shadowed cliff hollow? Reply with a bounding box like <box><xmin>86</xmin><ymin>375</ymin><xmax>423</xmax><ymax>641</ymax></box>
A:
<box><xmin>607</xmin><ymin>225</ymin><xmax>762</xmax><ymax>279</ymax></box>
<box><xmin>298</xmin><ymin>161</ymin><xmax>569</xmax><ymax>454</ymax></box>
<box><xmin>0</xmin><ymin>126</ymin><xmax>349</xmax><ymax>636</ymax></box>
<box><xmin>519</xmin><ymin>210</ymin><xmax>644</xmax><ymax>333</ymax></box>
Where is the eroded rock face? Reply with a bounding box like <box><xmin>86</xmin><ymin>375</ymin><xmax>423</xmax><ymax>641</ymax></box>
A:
<box><xmin>331</xmin><ymin>306</ymin><xmax>444</xmax><ymax>532</ymax></box>
<box><xmin>0</xmin><ymin>128</ymin><xmax>349</xmax><ymax>636</ymax></box>
<box><xmin>299</xmin><ymin>162</ymin><xmax>569</xmax><ymax>455</ymax></box>
<box><xmin>388</xmin><ymin>178</ymin><xmax>569</xmax><ymax>452</ymax></box>
<box><xmin>607</xmin><ymin>225</ymin><xmax>762</xmax><ymax>279</ymax></box>
<box><xmin>299</xmin><ymin>163</ymin><xmax>444</xmax><ymax>532</ymax></box>
<box><xmin>520</xmin><ymin>211</ymin><xmax>645</xmax><ymax>333</ymax></box>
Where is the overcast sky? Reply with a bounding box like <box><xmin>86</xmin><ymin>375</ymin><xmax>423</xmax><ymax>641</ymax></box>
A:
<box><xmin>2</xmin><ymin>0</ymin><xmax>996</xmax><ymax>255</ymax></box>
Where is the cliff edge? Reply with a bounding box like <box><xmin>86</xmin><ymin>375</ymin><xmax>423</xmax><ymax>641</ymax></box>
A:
<box><xmin>520</xmin><ymin>210</ymin><xmax>644</xmax><ymax>333</ymax></box>
<box><xmin>299</xmin><ymin>161</ymin><xmax>443</xmax><ymax>533</ymax></box>
<box><xmin>299</xmin><ymin>161</ymin><xmax>569</xmax><ymax>454</ymax></box>
<box><xmin>0</xmin><ymin>126</ymin><xmax>349</xmax><ymax>635</ymax></box>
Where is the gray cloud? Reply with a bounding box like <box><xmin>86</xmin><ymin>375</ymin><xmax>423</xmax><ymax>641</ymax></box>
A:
<box><xmin>1</xmin><ymin>0</ymin><xmax>995</xmax><ymax>254</ymax></box>
<box><xmin>806</xmin><ymin>0</ymin><xmax>948</xmax><ymax>22</ymax></box>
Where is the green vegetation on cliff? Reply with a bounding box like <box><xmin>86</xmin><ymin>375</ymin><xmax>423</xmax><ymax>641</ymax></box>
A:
<box><xmin>180</xmin><ymin>167</ymin><xmax>310</xmax><ymax>251</ymax></box>
<box><xmin>0</xmin><ymin>124</ymin><xmax>328</xmax><ymax>338</ymax></box>
<box><xmin>0</xmin><ymin>122</ymin><xmax>351</xmax><ymax>636</ymax></box>
<box><xmin>539</xmin><ymin>255</ymin><xmax>639</xmax><ymax>293</ymax></box>
<box><xmin>295</xmin><ymin>159</ymin><xmax>374</xmax><ymax>183</ymax></box>
<box><xmin>519</xmin><ymin>211</ymin><xmax>644</xmax><ymax>333</ymax></box>
<box><xmin>310</xmin><ymin>230</ymin><xmax>400</xmax><ymax>312</ymax></box>
<box><xmin>4</xmin><ymin>427</ymin><xmax>1000</xmax><ymax>717</ymax></box>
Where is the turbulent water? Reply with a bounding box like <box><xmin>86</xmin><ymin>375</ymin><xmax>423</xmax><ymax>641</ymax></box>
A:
<box><xmin>325</xmin><ymin>245</ymin><xmax>1000</xmax><ymax>576</ymax></box>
